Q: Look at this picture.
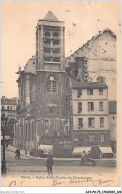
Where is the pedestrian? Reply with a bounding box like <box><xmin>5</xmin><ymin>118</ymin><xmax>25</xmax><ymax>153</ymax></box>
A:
<box><xmin>15</xmin><ymin>149</ymin><xmax>19</xmax><ymax>158</ymax></box>
<box><xmin>18</xmin><ymin>148</ymin><xmax>20</xmax><ymax>159</ymax></box>
<box><xmin>81</xmin><ymin>151</ymin><xmax>86</xmax><ymax>166</ymax></box>
<box><xmin>46</xmin><ymin>155</ymin><xmax>53</xmax><ymax>175</ymax></box>
<box><xmin>15</xmin><ymin>148</ymin><xmax>20</xmax><ymax>159</ymax></box>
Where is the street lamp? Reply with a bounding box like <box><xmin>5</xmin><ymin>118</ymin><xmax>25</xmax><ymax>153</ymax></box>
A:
<box><xmin>1</xmin><ymin>114</ymin><xmax>8</xmax><ymax>174</ymax></box>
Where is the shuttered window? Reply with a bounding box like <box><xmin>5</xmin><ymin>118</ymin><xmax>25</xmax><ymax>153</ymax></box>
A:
<box><xmin>78</xmin><ymin>102</ymin><xmax>82</xmax><ymax>113</ymax></box>
<box><xmin>99</xmin><ymin>101</ymin><xmax>103</xmax><ymax>111</ymax></box>
<box><xmin>88</xmin><ymin>102</ymin><xmax>94</xmax><ymax>111</ymax></box>
<box><xmin>100</xmin><ymin>117</ymin><xmax>104</xmax><ymax>127</ymax></box>
<box><xmin>88</xmin><ymin>118</ymin><xmax>95</xmax><ymax>127</ymax></box>
<box><xmin>78</xmin><ymin>118</ymin><xmax>83</xmax><ymax>128</ymax></box>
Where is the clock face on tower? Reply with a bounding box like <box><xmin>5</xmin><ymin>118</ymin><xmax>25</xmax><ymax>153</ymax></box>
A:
<box><xmin>50</xmin><ymin>76</ymin><xmax>54</xmax><ymax>81</ymax></box>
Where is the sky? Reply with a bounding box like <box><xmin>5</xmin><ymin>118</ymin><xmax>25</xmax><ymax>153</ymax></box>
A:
<box><xmin>1</xmin><ymin>1</ymin><xmax>120</xmax><ymax>98</ymax></box>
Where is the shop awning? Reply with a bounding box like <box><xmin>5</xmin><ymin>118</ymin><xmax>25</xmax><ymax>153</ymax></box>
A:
<box><xmin>99</xmin><ymin>147</ymin><xmax>113</xmax><ymax>154</ymax></box>
<box><xmin>73</xmin><ymin>147</ymin><xmax>91</xmax><ymax>155</ymax></box>
<box><xmin>39</xmin><ymin>144</ymin><xmax>52</xmax><ymax>154</ymax></box>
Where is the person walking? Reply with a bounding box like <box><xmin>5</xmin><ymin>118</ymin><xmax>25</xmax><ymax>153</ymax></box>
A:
<box><xmin>15</xmin><ymin>148</ymin><xmax>20</xmax><ymax>159</ymax></box>
<box><xmin>81</xmin><ymin>151</ymin><xmax>86</xmax><ymax>166</ymax></box>
<box><xmin>18</xmin><ymin>148</ymin><xmax>20</xmax><ymax>159</ymax></box>
<box><xmin>46</xmin><ymin>155</ymin><xmax>54</xmax><ymax>175</ymax></box>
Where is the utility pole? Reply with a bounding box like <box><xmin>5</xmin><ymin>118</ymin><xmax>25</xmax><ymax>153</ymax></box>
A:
<box><xmin>1</xmin><ymin>114</ymin><xmax>8</xmax><ymax>174</ymax></box>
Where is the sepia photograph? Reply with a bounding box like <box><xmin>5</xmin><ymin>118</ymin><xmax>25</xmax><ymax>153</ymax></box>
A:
<box><xmin>1</xmin><ymin>0</ymin><xmax>121</xmax><ymax>189</ymax></box>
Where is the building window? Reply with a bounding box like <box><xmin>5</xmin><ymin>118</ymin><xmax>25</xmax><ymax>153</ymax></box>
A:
<box><xmin>32</xmin><ymin>122</ymin><xmax>34</xmax><ymax>141</ymax></box>
<box><xmin>88</xmin><ymin>118</ymin><xmax>95</xmax><ymax>127</ymax></box>
<box><xmin>44</xmin><ymin>48</ymin><xmax>51</xmax><ymax>53</ymax></box>
<box><xmin>49</xmin><ymin>107</ymin><xmax>53</xmax><ymax>114</ymax></box>
<box><xmin>88</xmin><ymin>102</ymin><xmax>94</xmax><ymax>111</ymax></box>
<box><xmin>77</xmin><ymin>89</ymin><xmax>82</xmax><ymax>98</ymax></box>
<box><xmin>44</xmin><ymin>39</ymin><xmax>51</xmax><ymax>45</ymax></box>
<box><xmin>101</xmin><ymin>134</ymin><xmax>104</xmax><ymax>142</ymax></box>
<box><xmin>100</xmin><ymin>117</ymin><xmax>104</xmax><ymax>127</ymax></box>
<box><xmin>53</xmin><ymin>48</ymin><xmax>60</xmax><ymax>53</ymax></box>
<box><xmin>7</xmin><ymin>106</ymin><xmax>9</xmax><ymax>110</ymax></box>
<box><xmin>44</xmin><ymin>56</ymin><xmax>51</xmax><ymax>61</ymax></box>
<box><xmin>46</xmin><ymin>81</ymin><xmax>51</xmax><ymax>91</ymax></box>
<box><xmin>78</xmin><ymin>118</ymin><xmax>83</xmax><ymax>128</ymax></box>
<box><xmin>26</xmin><ymin>123</ymin><xmax>28</xmax><ymax>140</ymax></box>
<box><xmin>54</xmin><ymin>121</ymin><xmax>59</xmax><ymax>132</ymax></box>
<box><xmin>99</xmin><ymin>101</ymin><xmax>103</xmax><ymax>111</ymax></box>
<box><xmin>53</xmin><ymin>57</ymin><xmax>60</xmax><ymax>62</ymax></box>
<box><xmin>78</xmin><ymin>102</ymin><xmax>82</xmax><ymax>113</ymax></box>
<box><xmin>10</xmin><ymin>106</ymin><xmax>12</xmax><ymax>110</ymax></box>
<box><xmin>52</xmin><ymin>81</ymin><xmax>57</xmax><ymax>92</ymax></box>
<box><xmin>28</xmin><ymin>122</ymin><xmax>30</xmax><ymax>140</ymax></box>
<box><xmin>45</xmin><ymin>120</ymin><xmax>49</xmax><ymax>130</ymax></box>
<box><xmin>44</xmin><ymin>31</ymin><xmax>51</xmax><ymax>37</ymax></box>
<box><xmin>46</xmin><ymin>79</ymin><xmax>57</xmax><ymax>92</ymax></box>
<box><xmin>99</xmin><ymin>89</ymin><xmax>103</xmax><ymax>95</ymax></box>
<box><xmin>2</xmin><ymin>106</ymin><xmax>4</xmax><ymax>110</ymax></box>
<box><xmin>89</xmin><ymin>135</ymin><xmax>95</xmax><ymax>142</ymax></box>
<box><xmin>87</xmin><ymin>89</ymin><xmax>93</xmax><ymax>95</ymax></box>
<box><xmin>53</xmin><ymin>40</ymin><xmax>60</xmax><ymax>45</ymax></box>
<box><xmin>53</xmin><ymin>32</ymin><xmax>59</xmax><ymax>38</ymax></box>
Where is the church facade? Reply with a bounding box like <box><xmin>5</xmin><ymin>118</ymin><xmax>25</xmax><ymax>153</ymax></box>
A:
<box><xmin>14</xmin><ymin>11</ymin><xmax>69</xmax><ymax>154</ymax></box>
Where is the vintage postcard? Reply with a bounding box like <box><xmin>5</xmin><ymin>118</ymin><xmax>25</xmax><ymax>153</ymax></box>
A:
<box><xmin>1</xmin><ymin>0</ymin><xmax>121</xmax><ymax>189</ymax></box>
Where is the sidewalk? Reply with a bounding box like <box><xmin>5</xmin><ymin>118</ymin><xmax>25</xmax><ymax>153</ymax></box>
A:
<box><xmin>7</xmin><ymin>145</ymin><xmax>37</xmax><ymax>159</ymax></box>
<box><xmin>7</xmin><ymin>145</ymin><xmax>116</xmax><ymax>167</ymax></box>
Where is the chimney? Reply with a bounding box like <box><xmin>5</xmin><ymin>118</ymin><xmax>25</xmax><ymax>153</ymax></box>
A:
<box><xmin>97</xmin><ymin>76</ymin><xmax>106</xmax><ymax>84</ymax></box>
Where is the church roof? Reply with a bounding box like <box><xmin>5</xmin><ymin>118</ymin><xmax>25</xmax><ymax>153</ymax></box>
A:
<box><xmin>44</xmin><ymin>11</ymin><xmax>59</xmax><ymax>22</ymax></box>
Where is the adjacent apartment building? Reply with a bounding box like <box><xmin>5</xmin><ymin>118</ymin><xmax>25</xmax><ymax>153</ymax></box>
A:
<box><xmin>1</xmin><ymin>96</ymin><xmax>18</xmax><ymax>139</ymax></box>
<box><xmin>1</xmin><ymin>96</ymin><xmax>17</xmax><ymax>119</ymax></box>
<box><xmin>69</xmin><ymin>77</ymin><xmax>110</xmax><ymax>148</ymax></box>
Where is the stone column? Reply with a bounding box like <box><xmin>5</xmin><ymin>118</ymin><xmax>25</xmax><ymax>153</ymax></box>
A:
<box><xmin>26</xmin><ymin>75</ymin><xmax>30</xmax><ymax>105</ymax></box>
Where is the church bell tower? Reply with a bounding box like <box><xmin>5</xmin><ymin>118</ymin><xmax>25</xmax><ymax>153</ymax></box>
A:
<box><xmin>36</xmin><ymin>11</ymin><xmax>65</xmax><ymax>72</ymax></box>
<box><xmin>35</xmin><ymin>11</ymin><xmax>68</xmax><ymax>143</ymax></box>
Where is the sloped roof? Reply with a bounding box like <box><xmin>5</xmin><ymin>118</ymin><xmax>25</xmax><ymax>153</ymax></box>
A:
<box><xmin>71</xmin><ymin>78</ymin><xmax>108</xmax><ymax>89</ymax></box>
<box><xmin>24</xmin><ymin>56</ymin><xmax>36</xmax><ymax>74</ymax></box>
<box><xmin>1</xmin><ymin>97</ymin><xmax>17</xmax><ymax>105</ymax></box>
<box><xmin>109</xmin><ymin>101</ymin><xmax>116</xmax><ymax>114</ymax></box>
<box><xmin>66</xmin><ymin>28</ymin><xmax>116</xmax><ymax>62</ymax></box>
<box><xmin>44</xmin><ymin>11</ymin><xmax>58</xmax><ymax>22</ymax></box>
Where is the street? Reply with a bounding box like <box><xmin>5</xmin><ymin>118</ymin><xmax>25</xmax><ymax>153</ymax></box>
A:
<box><xmin>1</xmin><ymin>148</ymin><xmax>119</xmax><ymax>187</ymax></box>
<box><xmin>1</xmin><ymin>148</ymin><xmax>116</xmax><ymax>176</ymax></box>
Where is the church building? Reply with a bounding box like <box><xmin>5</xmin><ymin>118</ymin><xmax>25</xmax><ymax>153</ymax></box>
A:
<box><xmin>14</xmin><ymin>11</ymin><xmax>69</xmax><ymax>154</ymax></box>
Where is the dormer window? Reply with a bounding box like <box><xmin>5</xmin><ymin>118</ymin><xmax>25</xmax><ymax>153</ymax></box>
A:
<box><xmin>77</xmin><ymin>89</ymin><xmax>82</xmax><ymax>97</ymax></box>
<box><xmin>87</xmin><ymin>89</ymin><xmax>93</xmax><ymax>95</ymax></box>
